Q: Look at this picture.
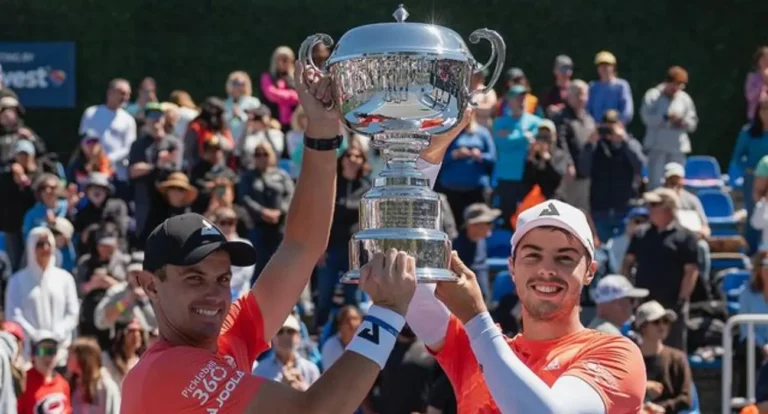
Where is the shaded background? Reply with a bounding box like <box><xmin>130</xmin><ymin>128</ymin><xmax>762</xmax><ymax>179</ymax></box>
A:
<box><xmin>2</xmin><ymin>0</ymin><xmax>768</xmax><ymax>165</ymax></box>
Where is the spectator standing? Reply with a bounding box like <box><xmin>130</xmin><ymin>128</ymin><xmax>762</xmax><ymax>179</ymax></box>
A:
<box><xmin>640</xmin><ymin>66</ymin><xmax>698</xmax><ymax>190</ymax></box>
<box><xmin>125</xmin><ymin>76</ymin><xmax>158</xmax><ymax>122</ymax></box>
<box><xmin>321</xmin><ymin>305</ymin><xmax>362</xmax><ymax>370</ymax></box>
<box><xmin>635</xmin><ymin>301</ymin><xmax>693</xmax><ymax>413</ymax></box>
<box><xmin>203</xmin><ymin>177</ymin><xmax>251</xmax><ymax>238</ymax></box>
<box><xmin>286</xmin><ymin>106</ymin><xmax>307</xmax><ymax>164</ymax></box>
<box><xmin>224</xmin><ymin>71</ymin><xmax>261</xmax><ymax>145</ymax></box>
<box><xmin>492</xmin><ymin>84</ymin><xmax>541</xmax><ymax>224</ymax></box>
<box><xmin>745</xmin><ymin>46</ymin><xmax>768</xmax><ymax>120</ymax></box>
<box><xmin>751</xmin><ymin>154</ymin><xmax>768</xmax><ymax>251</ymax></box>
<box><xmin>240</xmin><ymin>142</ymin><xmax>294</xmax><ymax>283</ymax></box>
<box><xmin>316</xmin><ymin>147</ymin><xmax>371</xmax><ymax>325</ymax></box>
<box><xmin>731</xmin><ymin>95</ymin><xmax>768</xmax><ymax>253</ymax></box>
<box><xmin>79</xmin><ymin>79</ymin><xmax>137</xmax><ymax>198</ymax></box>
<box><xmin>606</xmin><ymin>206</ymin><xmax>649</xmax><ymax>269</ymax></box>
<box><xmin>0</xmin><ymin>96</ymin><xmax>46</xmax><ymax>166</ymax></box>
<box><xmin>261</xmin><ymin>46</ymin><xmax>300</xmax><ymax>133</ymax></box>
<box><xmin>238</xmin><ymin>106</ymin><xmax>286</xmax><ymax>167</ymax></box>
<box><xmin>253</xmin><ymin>315</ymin><xmax>320</xmax><ymax>390</ymax></box>
<box><xmin>522</xmin><ymin>119</ymin><xmax>569</xmax><ymax>200</ymax></box>
<box><xmin>622</xmin><ymin>188</ymin><xmax>699</xmax><ymax>351</ymax></box>
<box><xmin>587</xmin><ymin>274</ymin><xmax>648</xmax><ymax>335</ymax></box>
<box><xmin>453</xmin><ymin>204</ymin><xmax>499</xmax><ymax>300</ymax></box>
<box><xmin>554</xmin><ymin>79</ymin><xmax>595</xmax><ymax>211</ymax></box>
<box><xmin>182</xmin><ymin>97</ymin><xmax>233</xmax><ymax>170</ymax></box>
<box><xmin>580</xmin><ymin>110</ymin><xmax>646</xmax><ymax>241</ymax></box>
<box><xmin>470</xmin><ymin>68</ymin><xmax>498</xmax><ymax>128</ymax></box>
<box><xmin>66</xmin><ymin>130</ymin><xmax>114</xmax><ymax>191</ymax></box>
<box><xmin>587</xmin><ymin>51</ymin><xmax>634</xmax><ymax>125</ymax></box>
<box><xmin>71</xmin><ymin>173</ymin><xmax>129</xmax><ymax>253</ymax></box>
<box><xmin>17</xmin><ymin>332</ymin><xmax>72</xmax><ymax>414</ymax></box>
<box><xmin>188</xmin><ymin>135</ymin><xmax>238</xmax><ymax>214</ymax></box>
<box><xmin>736</xmin><ymin>256</ymin><xmax>768</xmax><ymax>392</ymax></box>
<box><xmin>496</xmin><ymin>67</ymin><xmax>542</xmax><ymax>117</ymax></box>
<box><xmin>437</xmin><ymin>112</ymin><xmax>495</xmax><ymax>227</ymax></box>
<box><xmin>542</xmin><ymin>54</ymin><xmax>574</xmax><ymax>117</ymax></box>
<box><xmin>67</xmin><ymin>337</ymin><xmax>121</xmax><ymax>414</ymax></box>
<box><xmin>101</xmin><ymin>318</ymin><xmax>146</xmax><ymax>387</ymax></box>
<box><xmin>50</xmin><ymin>217</ymin><xmax>76</xmax><ymax>274</ymax></box>
<box><xmin>167</xmin><ymin>90</ymin><xmax>199</xmax><ymax>139</ymax></box>
<box><xmin>22</xmin><ymin>174</ymin><xmax>73</xmax><ymax>243</ymax></box>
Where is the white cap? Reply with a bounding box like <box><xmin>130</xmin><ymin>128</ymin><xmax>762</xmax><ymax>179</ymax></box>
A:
<box><xmin>664</xmin><ymin>162</ymin><xmax>685</xmax><ymax>178</ymax></box>
<box><xmin>511</xmin><ymin>200</ymin><xmax>594</xmax><ymax>259</ymax></box>
<box><xmin>281</xmin><ymin>314</ymin><xmax>301</xmax><ymax>332</ymax></box>
<box><xmin>591</xmin><ymin>275</ymin><xmax>649</xmax><ymax>304</ymax></box>
<box><xmin>635</xmin><ymin>301</ymin><xmax>677</xmax><ymax>326</ymax></box>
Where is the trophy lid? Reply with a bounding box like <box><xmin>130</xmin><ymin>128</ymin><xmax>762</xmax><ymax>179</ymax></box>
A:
<box><xmin>326</xmin><ymin>4</ymin><xmax>474</xmax><ymax>65</ymax></box>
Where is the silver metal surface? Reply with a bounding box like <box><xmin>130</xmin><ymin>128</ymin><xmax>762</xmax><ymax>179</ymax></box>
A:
<box><xmin>298</xmin><ymin>5</ymin><xmax>505</xmax><ymax>283</ymax></box>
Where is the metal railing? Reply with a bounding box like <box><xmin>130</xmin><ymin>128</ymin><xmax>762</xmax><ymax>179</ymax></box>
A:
<box><xmin>722</xmin><ymin>314</ymin><xmax>768</xmax><ymax>414</ymax></box>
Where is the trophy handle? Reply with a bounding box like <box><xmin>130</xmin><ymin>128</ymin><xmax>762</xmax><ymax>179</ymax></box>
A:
<box><xmin>298</xmin><ymin>34</ymin><xmax>337</xmax><ymax>110</ymax></box>
<box><xmin>467</xmin><ymin>29</ymin><xmax>506</xmax><ymax>100</ymax></box>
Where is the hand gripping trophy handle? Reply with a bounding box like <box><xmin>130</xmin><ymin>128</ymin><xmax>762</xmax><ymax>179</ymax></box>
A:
<box><xmin>298</xmin><ymin>34</ymin><xmax>337</xmax><ymax>111</ymax></box>
<box><xmin>467</xmin><ymin>29</ymin><xmax>506</xmax><ymax>101</ymax></box>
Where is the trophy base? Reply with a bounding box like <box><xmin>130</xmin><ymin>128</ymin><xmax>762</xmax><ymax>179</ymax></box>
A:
<box><xmin>341</xmin><ymin>267</ymin><xmax>457</xmax><ymax>284</ymax></box>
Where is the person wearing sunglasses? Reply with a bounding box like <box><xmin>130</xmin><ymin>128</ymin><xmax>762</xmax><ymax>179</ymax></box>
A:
<box><xmin>17</xmin><ymin>330</ymin><xmax>73</xmax><ymax>414</ymax></box>
<box><xmin>635</xmin><ymin>301</ymin><xmax>693</xmax><ymax>414</ymax></box>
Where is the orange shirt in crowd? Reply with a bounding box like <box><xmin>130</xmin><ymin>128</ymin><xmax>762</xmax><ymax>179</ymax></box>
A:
<box><xmin>17</xmin><ymin>368</ymin><xmax>72</xmax><ymax>414</ymax></box>
<box><xmin>433</xmin><ymin>315</ymin><xmax>646</xmax><ymax>414</ymax></box>
<box><xmin>121</xmin><ymin>292</ymin><xmax>270</xmax><ymax>413</ymax></box>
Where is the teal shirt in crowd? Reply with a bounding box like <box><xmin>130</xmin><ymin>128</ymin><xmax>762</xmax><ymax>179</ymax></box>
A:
<box><xmin>491</xmin><ymin>112</ymin><xmax>541</xmax><ymax>181</ymax></box>
<box><xmin>730</xmin><ymin>126</ymin><xmax>768</xmax><ymax>171</ymax></box>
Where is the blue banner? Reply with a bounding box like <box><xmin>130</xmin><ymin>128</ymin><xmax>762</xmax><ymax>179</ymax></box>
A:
<box><xmin>0</xmin><ymin>42</ymin><xmax>76</xmax><ymax>108</ymax></box>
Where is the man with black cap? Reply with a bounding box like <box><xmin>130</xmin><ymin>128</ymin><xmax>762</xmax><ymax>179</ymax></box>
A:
<box><xmin>122</xmin><ymin>61</ymin><xmax>469</xmax><ymax>413</ymax></box>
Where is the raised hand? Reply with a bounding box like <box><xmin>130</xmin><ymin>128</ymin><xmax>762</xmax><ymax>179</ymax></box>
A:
<box><xmin>435</xmin><ymin>251</ymin><xmax>487</xmax><ymax>324</ymax></box>
<box><xmin>359</xmin><ymin>249</ymin><xmax>417</xmax><ymax>316</ymax></box>
<box><xmin>294</xmin><ymin>61</ymin><xmax>340</xmax><ymax>139</ymax></box>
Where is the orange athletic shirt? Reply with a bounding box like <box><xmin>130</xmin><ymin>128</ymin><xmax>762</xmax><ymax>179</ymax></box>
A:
<box><xmin>433</xmin><ymin>315</ymin><xmax>646</xmax><ymax>414</ymax></box>
<box><xmin>121</xmin><ymin>292</ymin><xmax>270</xmax><ymax>414</ymax></box>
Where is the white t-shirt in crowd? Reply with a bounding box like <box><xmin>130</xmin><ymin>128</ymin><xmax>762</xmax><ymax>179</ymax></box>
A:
<box><xmin>79</xmin><ymin>104</ymin><xmax>137</xmax><ymax>181</ymax></box>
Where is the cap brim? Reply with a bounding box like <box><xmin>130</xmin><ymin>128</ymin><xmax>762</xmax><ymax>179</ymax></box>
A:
<box><xmin>466</xmin><ymin>210</ymin><xmax>501</xmax><ymax>226</ymax></box>
<box><xmin>642</xmin><ymin>192</ymin><xmax>662</xmax><ymax>203</ymax></box>
<box><xmin>625</xmin><ymin>288</ymin><xmax>650</xmax><ymax>298</ymax></box>
<box><xmin>181</xmin><ymin>239</ymin><xmax>257</xmax><ymax>268</ymax></box>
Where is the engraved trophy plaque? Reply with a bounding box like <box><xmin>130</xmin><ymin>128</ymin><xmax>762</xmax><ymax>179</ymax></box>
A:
<box><xmin>298</xmin><ymin>4</ymin><xmax>505</xmax><ymax>283</ymax></box>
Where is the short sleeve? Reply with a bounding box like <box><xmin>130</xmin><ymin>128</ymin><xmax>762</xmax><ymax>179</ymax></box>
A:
<box><xmin>755</xmin><ymin>155</ymin><xmax>768</xmax><ymax>177</ymax></box>
<box><xmin>121</xmin><ymin>347</ymin><xmax>265</xmax><ymax>414</ymax></box>
<box><xmin>563</xmin><ymin>336</ymin><xmax>646</xmax><ymax>413</ymax></box>
<box><xmin>679</xmin><ymin>232</ymin><xmax>699</xmax><ymax>266</ymax></box>
<box><xmin>219</xmin><ymin>292</ymin><xmax>270</xmax><ymax>369</ymax></box>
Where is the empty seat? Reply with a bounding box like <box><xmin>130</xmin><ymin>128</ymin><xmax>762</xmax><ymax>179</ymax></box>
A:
<box><xmin>487</xmin><ymin>228</ymin><xmax>513</xmax><ymax>258</ymax></box>
<box><xmin>697</xmin><ymin>190</ymin><xmax>738</xmax><ymax>234</ymax></box>
<box><xmin>685</xmin><ymin>156</ymin><xmax>724</xmax><ymax>189</ymax></box>
<box><xmin>711</xmin><ymin>252</ymin><xmax>752</xmax><ymax>275</ymax></box>
<box><xmin>720</xmin><ymin>269</ymin><xmax>751</xmax><ymax>300</ymax></box>
<box><xmin>491</xmin><ymin>271</ymin><xmax>515</xmax><ymax>304</ymax></box>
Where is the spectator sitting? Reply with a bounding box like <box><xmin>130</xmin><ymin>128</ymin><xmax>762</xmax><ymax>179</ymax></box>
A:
<box><xmin>101</xmin><ymin>318</ymin><xmax>147</xmax><ymax>387</ymax></box>
<box><xmin>260</xmin><ymin>46</ymin><xmax>300</xmax><ymax>133</ymax></box>
<box><xmin>71</xmin><ymin>173</ymin><xmax>129</xmax><ymax>252</ymax></box>
<box><xmin>0</xmin><ymin>318</ymin><xmax>18</xmax><ymax>411</ymax></box>
<box><xmin>94</xmin><ymin>252</ymin><xmax>157</xmax><ymax>334</ymax></box>
<box><xmin>239</xmin><ymin>105</ymin><xmax>286</xmax><ymax>167</ymax></box>
<box><xmin>0</xmin><ymin>96</ymin><xmax>46</xmax><ymax>166</ymax></box>
<box><xmin>437</xmin><ymin>110</ymin><xmax>495</xmax><ymax>227</ymax></box>
<box><xmin>0</xmin><ymin>140</ymin><xmax>48</xmax><ymax>270</ymax></box>
<box><xmin>580</xmin><ymin>110</ymin><xmax>646</xmax><ymax>241</ymax></box>
<box><xmin>253</xmin><ymin>315</ymin><xmax>320</xmax><ymax>390</ymax></box>
<box><xmin>492</xmin><ymin>84</ymin><xmax>541</xmax><ymax>224</ymax></box>
<box><xmin>522</xmin><ymin>119</ymin><xmax>569</xmax><ymax>200</ymax></box>
<box><xmin>587</xmin><ymin>51</ymin><xmax>634</xmax><ymax>125</ymax></box>
<box><xmin>640</xmin><ymin>66</ymin><xmax>698</xmax><ymax>190</ymax></box>
<box><xmin>587</xmin><ymin>274</ymin><xmax>649</xmax><ymax>335</ymax></box>
<box><xmin>67</xmin><ymin>129</ymin><xmax>114</xmax><ymax>191</ymax></box>
<box><xmin>50</xmin><ymin>217</ymin><xmax>76</xmax><ymax>274</ymax></box>
<box><xmin>189</xmin><ymin>135</ymin><xmax>238</xmax><ymax>214</ymax></box>
<box><xmin>4</xmin><ymin>227</ymin><xmax>78</xmax><ymax>367</ymax></box>
<box><xmin>203</xmin><ymin>177</ymin><xmax>251</xmax><ymax>238</ymax></box>
<box><xmin>2</xmin><ymin>320</ymin><xmax>28</xmax><ymax>398</ymax></box>
<box><xmin>542</xmin><ymin>54</ymin><xmax>574</xmax><ymax>118</ymax></box>
<box><xmin>635</xmin><ymin>301</ymin><xmax>693</xmax><ymax>413</ymax></box>
<box><xmin>453</xmin><ymin>203</ymin><xmax>500</xmax><ymax>300</ymax></box>
<box><xmin>21</xmin><ymin>173</ymin><xmax>68</xmax><ymax>242</ymax></box>
<box><xmin>67</xmin><ymin>337</ymin><xmax>121</xmax><ymax>413</ymax></box>
<box><xmin>606</xmin><ymin>207</ymin><xmax>649</xmax><ymax>268</ymax></box>
<box><xmin>17</xmin><ymin>331</ymin><xmax>72</xmax><ymax>414</ymax></box>
<box><xmin>142</xmin><ymin>172</ymin><xmax>198</xmax><ymax>240</ymax></box>
<box><xmin>320</xmin><ymin>305</ymin><xmax>362</xmax><ymax>370</ymax></box>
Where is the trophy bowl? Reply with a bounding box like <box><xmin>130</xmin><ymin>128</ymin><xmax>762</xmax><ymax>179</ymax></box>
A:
<box><xmin>298</xmin><ymin>4</ymin><xmax>505</xmax><ymax>283</ymax></box>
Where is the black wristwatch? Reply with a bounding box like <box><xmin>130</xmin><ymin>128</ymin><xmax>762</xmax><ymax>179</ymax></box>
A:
<box><xmin>304</xmin><ymin>135</ymin><xmax>343</xmax><ymax>151</ymax></box>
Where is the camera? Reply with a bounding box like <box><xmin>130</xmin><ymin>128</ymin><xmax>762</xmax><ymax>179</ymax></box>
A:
<box><xmin>597</xmin><ymin>125</ymin><xmax>613</xmax><ymax>137</ymax></box>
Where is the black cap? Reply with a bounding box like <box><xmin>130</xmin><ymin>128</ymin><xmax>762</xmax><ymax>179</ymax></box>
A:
<box><xmin>143</xmin><ymin>213</ymin><xmax>256</xmax><ymax>273</ymax></box>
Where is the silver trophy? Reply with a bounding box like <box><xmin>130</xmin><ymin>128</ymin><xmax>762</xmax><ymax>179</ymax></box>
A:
<box><xmin>298</xmin><ymin>4</ymin><xmax>505</xmax><ymax>283</ymax></box>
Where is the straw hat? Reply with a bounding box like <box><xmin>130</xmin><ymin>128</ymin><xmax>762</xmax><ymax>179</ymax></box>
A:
<box><xmin>157</xmin><ymin>172</ymin><xmax>198</xmax><ymax>205</ymax></box>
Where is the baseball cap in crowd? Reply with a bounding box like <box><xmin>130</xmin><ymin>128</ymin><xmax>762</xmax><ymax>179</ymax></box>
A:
<box><xmin>642</xmin><ymin>187</ymin><xmax>680</xmax><ymax>210</ymax></box>
<box><xmin>32</xmin><ymin>330</ymin><xmax>59</xmax><ymax>347</ymax></box>
<box><xmin>281</xmin><ymin>314</ymin><xmax>301</xmax><ymax>333</ymax></box>
<box><xmin>143</xmin><ymin>212</ymin><xmax>256</xmax><ymax>273</ymax></box>
<box><xmin>506</xmin><ymin>67</ymin><xmax>526</xmax><ymax>82</ymax></box>
<box><xmin>81</xmin><ymin>129</ymin><xmax>101</xmax><ymax>144</ymax></box>
<box><xmin>537</xmin><ymin>119</ymin><xmax>557</xmax><ymax>135</ymax></box>
<box><xmin>127</xmin><ymin>251</ymin><xmax>144</xmax><ymax>273</ymax></box>
<box><xmin>96</xmin><ymin>231</ymin><xmax>119</xmax><ymax>248</ymax></box>
<box><xmin>623</xmin><ymin>206</ymin><xmax>649</xmax><ymax>224</ymax></box>
<box><xmin>594</xmin><ymin>51</ymin><xmax>617</xmax><ymax>66</ymax></box>
<box><xmin>0</xmin><ymin>96</ymin><xmax>23</xmax><ymax>114</ymax></box>
<box><xmin>2</xmin><ymin>321</ymin><xmax>24</xmax><ymax>342</ymax></box>
<box><xmin>50</xmin><ymin>217</ymin><xmax>74</xmax><ymax>241</ymax></box>
<box><xmin>13</xmin><ymin>140</ymin><xmax>35</xmax><ymax>157</ymax></box>
<box><xmin>508</xmin><ymin>84</ymin><xmax>528</xmax><ymax>97</ymax></box>
<box><xmin>634</xmin><ymin>300</ymin><xmax>677</xmax><ymax>326</ymax></box>
<box><xmin>602</xmin><ymin>109</ymin><xmax>620</xmax><ymax>123</ymax></box>
<box><xmin>463</xmin><ymin>203</ymin><xmax>501</xmax><ymax>226</ymax></box>
<box><xmin>591</xmin><ymin>275</ymin><xmax>649</xmax><ymax>304</ymax></box>
<box><xmin>85</xmin><ymin>172</ymin><xmax>114</xmax><ymax>193</ymax></box>
<box><xmin>245</xmin><ymin>105</ymin><xmax>272</xmax><ymax>121</ymax></box>
<box><xmin>510</xmin><ymin>200</ymin><xmax>595</xmax><ymax>259</ymax></box>
<box><xmin>554</xmin><ymin>55</ymin><xmax>573</xmax><ymax>70</ymax></box>
<box><xmin>664</xmin><ymin>162</ymin><xmax>685</xmax><ymax>179</ymax></box>
<box><xmin>144</xmin><ymin>102</ymin><xmax>165</xmax><ymax>119</ymax></box>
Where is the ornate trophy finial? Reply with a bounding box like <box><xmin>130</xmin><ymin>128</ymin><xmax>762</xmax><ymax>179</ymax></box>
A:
<box><xmin>393</xmin><ymin>4</ymin><xmax>409</xmax><ymax>23</ymax></box>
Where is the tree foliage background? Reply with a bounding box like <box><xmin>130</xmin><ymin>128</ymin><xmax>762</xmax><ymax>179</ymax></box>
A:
<box><xmin>2</xmin><ymin>0</ymin><xmax>768</xmax><ymax>164</ymax></box>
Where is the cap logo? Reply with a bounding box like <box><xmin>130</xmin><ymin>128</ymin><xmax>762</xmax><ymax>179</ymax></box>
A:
<box><xmin>200</xmin><ymin>219</ymin><xmax>221</xmax><ymax>237</ymax></box>
<box><xmin>538</xmin><ymin>203</ymin><xmax>560</xmax><ymax>217</ymax></box>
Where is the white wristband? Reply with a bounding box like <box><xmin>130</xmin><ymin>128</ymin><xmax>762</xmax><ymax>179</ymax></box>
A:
<box><xmin>346</xmin><ymin>305</ymin><xmax>405</xmax><ymax>370</ymax></box>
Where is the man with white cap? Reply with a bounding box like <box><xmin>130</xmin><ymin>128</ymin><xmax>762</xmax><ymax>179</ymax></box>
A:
<box><xmin>406</xmin><ymin>200</ymin><xmax>645</xmax><ymax>413</ymax></box>
<box><xmin>587</xmin><ymin>274</ymin><xmax>649</xmax><ymax>335</ymax></box>
<box><xmin>253</xmin><ymin>314</ymin><xmax>320</xmax><ymax>391</ymax></box>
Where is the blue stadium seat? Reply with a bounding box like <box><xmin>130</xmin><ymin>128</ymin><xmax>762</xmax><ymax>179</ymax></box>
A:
<box><xmin>680</xmin><ymin>382</ymin><xmax>701</xmax><ymax>414</ymax></box>
<box><xmin>278</xmin><ymin>159</ymin><xmax>295</xmax><ymax>175</ymax></box>
<box><xmin>721</xmin><ymin>269</ymin><xmax>750</xmax><ymax>299</ymax></box>
<box><xmin>685</xmin><ymin>156</ymin><xmax>724</xmax><ymax>190</ymax></box>
<box><xmin>491</xmin><ymin>271</ymin><xmax>515</xmax><ymax>304</ymax></box>
<box><xmin>727</xmin><ymin>161</ymin><xmax>745</xmax><ymax>190</ymax></box>
<box><xmin>711</xmin><ymin>253</ymin><xmax>751</xmax><ymax>275</ymax></box>
<box><xmin>697</xmin><ymin>189</ymin><xmax>738</xmax><ymax>235</ymax></box>
<box><xmin>487</xmin><ymin>228</ymin><xmax>512</xmax><ymax>258</ymax></box>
